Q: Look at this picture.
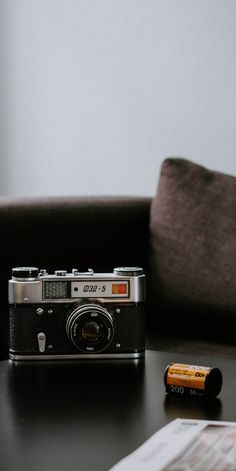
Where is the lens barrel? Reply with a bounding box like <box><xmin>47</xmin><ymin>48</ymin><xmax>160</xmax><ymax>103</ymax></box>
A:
<box><xmin>66</xmin><ymin>304</ymin><xmax>114</xmax><ymax>353</ymax></box>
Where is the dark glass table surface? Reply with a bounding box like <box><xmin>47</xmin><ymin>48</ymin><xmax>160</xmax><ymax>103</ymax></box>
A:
<box><xmin>0</xmin><ymin>349</ymin><xmax>236</xmax><ymax>471</ymax></box>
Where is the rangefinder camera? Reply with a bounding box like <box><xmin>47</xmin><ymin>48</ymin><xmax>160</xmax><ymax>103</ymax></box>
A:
<box><xmin>9</xmin><ymin>266</ymin><xmax>145</xmax><ymax>360</ymax></box>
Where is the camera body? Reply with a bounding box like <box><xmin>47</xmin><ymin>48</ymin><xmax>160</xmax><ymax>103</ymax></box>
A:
<box><xmin>9</xmin><ymin>267</ymin><xmax>145</xmax><ymax>360</ymax></box>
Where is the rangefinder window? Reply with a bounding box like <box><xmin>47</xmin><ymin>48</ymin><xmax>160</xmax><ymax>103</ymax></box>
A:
<box><xmin>44</xmin><ymin>281</ymin><xmax>71</xmax><ymax>299</ymax></box>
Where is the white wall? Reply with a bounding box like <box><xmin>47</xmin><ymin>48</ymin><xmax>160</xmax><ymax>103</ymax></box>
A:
<box><xmin>1</xmin><ymin>0</ymin><xmax>236</xmax><ymax>197</ymax></box>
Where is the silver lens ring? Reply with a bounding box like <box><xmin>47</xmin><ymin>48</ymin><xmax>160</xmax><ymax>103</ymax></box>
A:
<box><xmin>66</xmin><ymin>304</ymin><xmax>114</xmax><ymax>353</ymax></box>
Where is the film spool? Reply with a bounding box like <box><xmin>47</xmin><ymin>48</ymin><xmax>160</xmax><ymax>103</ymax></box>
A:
<box><xmin>164</xmin><ymin>362</ymin><xmax>222</xmax><ymax>397</ymax></box>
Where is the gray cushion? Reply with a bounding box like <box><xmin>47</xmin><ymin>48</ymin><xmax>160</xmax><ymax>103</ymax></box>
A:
<box><xmin>148</xmin><ymin>158</ymin><xmax>236</xmax><ymax>337</ymax></box>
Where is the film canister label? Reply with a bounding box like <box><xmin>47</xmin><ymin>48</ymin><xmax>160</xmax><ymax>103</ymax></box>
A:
<box><xmin>164</xmin><ymin>362</ymin><xmax>222</xmax><ymax>397</ymax></box>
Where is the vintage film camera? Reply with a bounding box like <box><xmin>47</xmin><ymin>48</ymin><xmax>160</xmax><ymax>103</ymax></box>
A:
<box><xmin>8</xmin><ymin>266</ymin><xmax>145</xmax><ymax>360</ymax></box>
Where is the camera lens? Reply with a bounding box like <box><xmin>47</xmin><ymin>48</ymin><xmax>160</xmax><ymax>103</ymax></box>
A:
<box><xmin>82</xmin><ymin>321</ymin><xmax>102</xmax><ymax>342</ymax></box>
<box><xmin>66</xmin><ymin>304</ymin><xmax>114</xmax><ymax>353</ymax></box>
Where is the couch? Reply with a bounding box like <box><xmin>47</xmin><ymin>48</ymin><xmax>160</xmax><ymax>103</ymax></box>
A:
<box><xmin>1</xmin><ymin>158</ymin><xmax>236</xmax><ymax>360</ymax></box>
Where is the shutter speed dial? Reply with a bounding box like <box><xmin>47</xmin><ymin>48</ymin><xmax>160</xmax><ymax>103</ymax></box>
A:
<box><xmin>113</xmin><ymin>267</ymin><xmax>143</xmax><ymax>276</ymax></box>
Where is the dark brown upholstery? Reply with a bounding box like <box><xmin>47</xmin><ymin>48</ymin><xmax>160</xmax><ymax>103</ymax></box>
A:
<box><xmin>148</xmin><ymin>158</ymin><xmax>236</xmax><ymax>341</ymax></box>
<box><xmin>1</xmin><ymin>161</ymin><xmax>236</xmax><ymax>360</ymax></box>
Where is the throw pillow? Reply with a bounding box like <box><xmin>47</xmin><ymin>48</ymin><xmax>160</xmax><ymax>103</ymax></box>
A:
<box><xmin>148</xmin><ymin>157</ymin><xmax>236</xmax><ymax>337</ymax></box>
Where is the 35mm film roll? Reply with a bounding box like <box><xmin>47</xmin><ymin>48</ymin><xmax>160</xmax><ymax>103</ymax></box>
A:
<box><xmin>164</xmin><ymin>362</ymin><xmax>222</xmax><ymax>397</ymax></box>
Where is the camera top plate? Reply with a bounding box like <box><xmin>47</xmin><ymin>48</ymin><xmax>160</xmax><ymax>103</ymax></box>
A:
<box><xmin>9</xmin><ymin>267</ymin><xmax>145</xmax><ymax>304</ymax></box>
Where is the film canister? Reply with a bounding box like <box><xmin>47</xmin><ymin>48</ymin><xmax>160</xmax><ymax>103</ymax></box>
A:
<box><xmin>164</xmin><ymin>362</ymin><xmax>222</xmax><ymax>397</ymax></box>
